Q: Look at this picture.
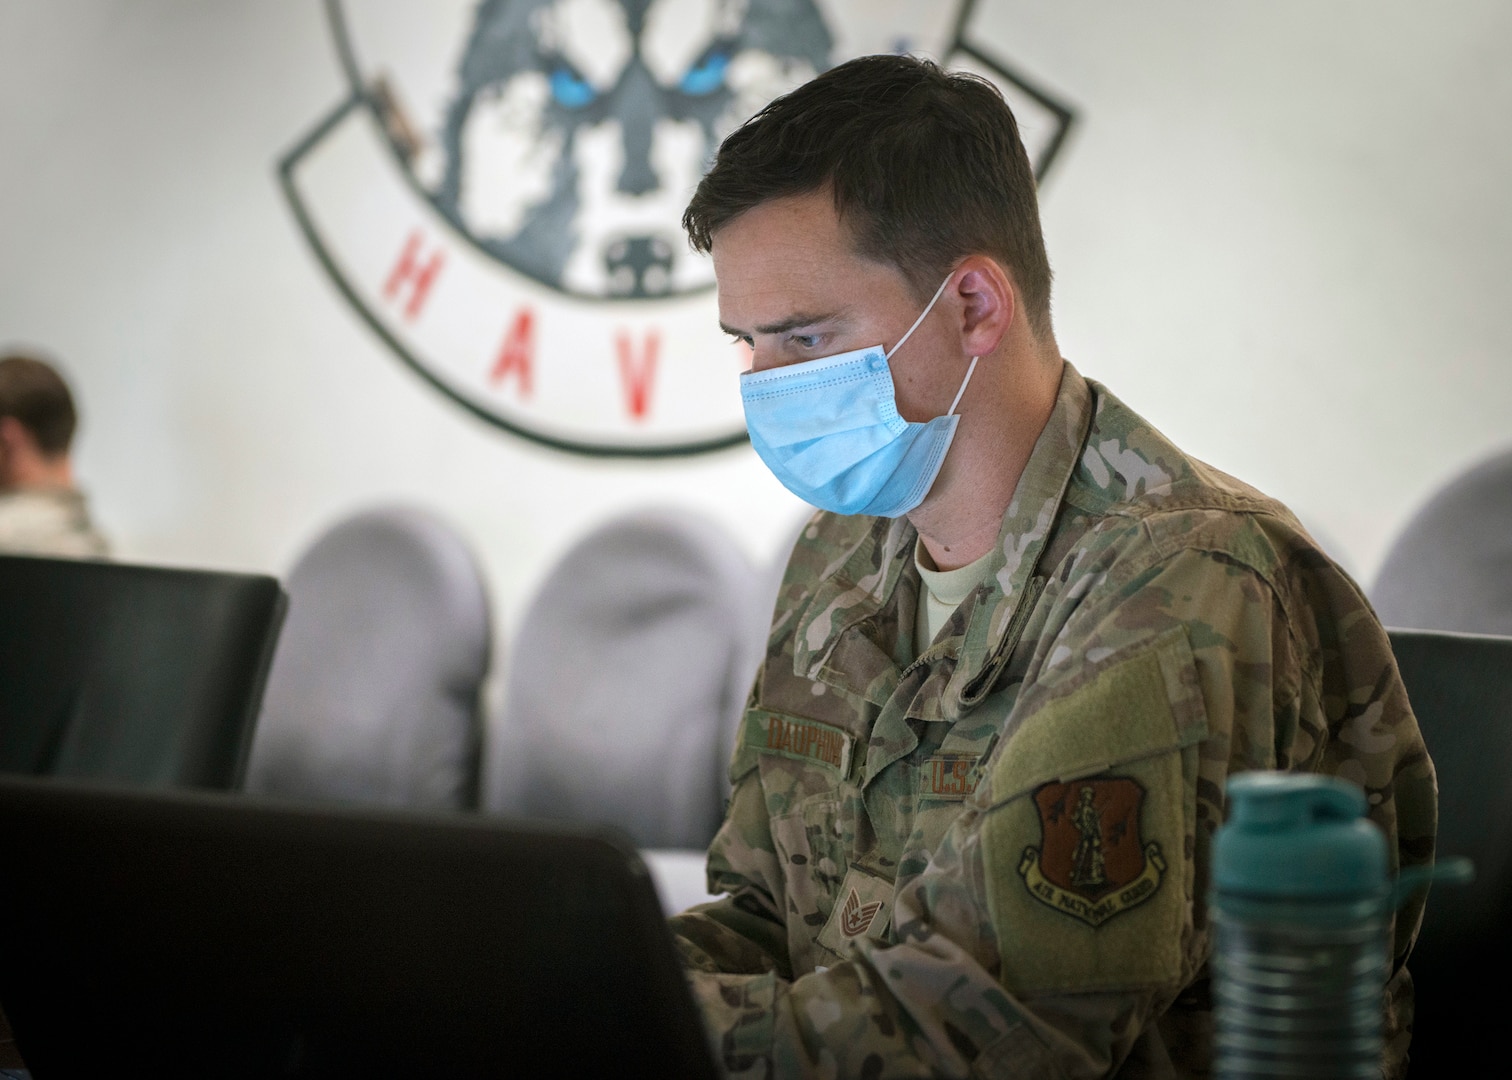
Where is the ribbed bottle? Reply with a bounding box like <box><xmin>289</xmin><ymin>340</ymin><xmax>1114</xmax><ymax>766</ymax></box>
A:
<box><xmin>1210</xmin><ymin>772</ymin><xmax>1390</xmax><ymax>1079</ymax></box>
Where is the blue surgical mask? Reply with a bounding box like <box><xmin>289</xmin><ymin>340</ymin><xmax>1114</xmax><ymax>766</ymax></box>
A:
<box><xmin>739</xmin><ymin>276</ymin><xmax>979</xmax><ymax>517</ymax></box>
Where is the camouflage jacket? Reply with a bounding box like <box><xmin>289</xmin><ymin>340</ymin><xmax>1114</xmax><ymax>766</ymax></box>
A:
<box><xmin>669</xmin><ymin>362</ymin><xmax>1437</xmax><ymax>1078</ymax></box>
<box><xmin>0</xmin><ymin>490</ymin><xmax>108</xmax><ymax>559</ymax></box>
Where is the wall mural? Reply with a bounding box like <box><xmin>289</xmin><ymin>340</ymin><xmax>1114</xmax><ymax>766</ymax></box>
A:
<box><xmin>281</xmin><ymin>0</ymin><xmax>1074</xmax><ymax>457</ymax></box>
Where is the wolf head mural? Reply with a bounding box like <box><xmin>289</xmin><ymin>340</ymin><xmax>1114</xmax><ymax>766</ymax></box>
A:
<box><xmin>286</xmin><ymin>0</ymin><xmax>1071</xmax><ymax>455</ymax></box>
<box><xmin>429</xmin><ymin>0</ymin><xmax>833</xmax><ymax>300</ymax></box>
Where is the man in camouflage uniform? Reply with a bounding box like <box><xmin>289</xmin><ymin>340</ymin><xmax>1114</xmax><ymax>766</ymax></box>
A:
<box><xmin>670</xmin><ymin>55</ymin><xmax>1436</xmax><ymax>1077</ymax></box>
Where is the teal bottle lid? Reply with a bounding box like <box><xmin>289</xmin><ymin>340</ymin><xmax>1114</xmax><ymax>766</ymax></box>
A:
<box><xmin>1213</xmin><ymin>772</ymin><xmax>1388</xmax><ymax>900</ymax></box>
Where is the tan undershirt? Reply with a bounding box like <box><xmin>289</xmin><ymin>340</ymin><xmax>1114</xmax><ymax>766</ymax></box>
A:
<box><xmin>913</xmin><ymin>537</ymin><xmax>995</xmax><ymax>651</ymax></box>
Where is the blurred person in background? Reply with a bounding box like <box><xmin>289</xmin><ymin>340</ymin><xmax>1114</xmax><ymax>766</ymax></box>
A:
<box><xmin>0</xmin><ymin>351</ymin><xmax>109</xmax><ymax>559</ymax></box>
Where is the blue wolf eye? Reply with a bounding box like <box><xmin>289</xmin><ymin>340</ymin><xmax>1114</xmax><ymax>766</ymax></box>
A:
<box><xmin>549</xmin><ymin>66</ymin><xmax>596</xmax><ymax>109</ymax></box>
<box><xmin>679</xmin><ymin>50</ymin><xmax>729</xmax><ymax>96</ymax></box>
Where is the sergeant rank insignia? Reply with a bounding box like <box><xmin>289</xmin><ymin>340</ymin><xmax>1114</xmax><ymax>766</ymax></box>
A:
<box><xmin>838</xmin><ymin>887</ymin><xmax>885</xmax><ymax>939</ymax></box>
<box><xmin>1018</xmin><ymin>778</ymin><xmax>1166</xmax><ymax>927</ymax></box>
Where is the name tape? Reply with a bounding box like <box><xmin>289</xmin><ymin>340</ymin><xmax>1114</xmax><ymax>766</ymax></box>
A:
<box><xmin>745</xmin><ymin>712</ymin><xmax>855</xmax><ymax>776</ymax></box>
<box><xmin>920</xmin><ymin>754</ymin><xmax>980</xmax><ymax>799</ymax></box>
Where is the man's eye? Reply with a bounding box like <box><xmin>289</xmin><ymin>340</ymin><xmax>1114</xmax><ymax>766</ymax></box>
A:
<box><xmin>793</xmin><ymin>335</ymin><xmax>821</xmax><ymax>349</ymax></box>
<box><xmin>727</xmin><ymin>333</ymin><xmax>753</xmax><ymax>348</ymax></box>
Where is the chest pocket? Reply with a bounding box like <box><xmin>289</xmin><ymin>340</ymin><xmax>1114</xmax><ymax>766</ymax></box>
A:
<box><xmin>769</xmin><ymin>794</ymin><xmax>861</xmax><ymax>970</ymax></box>
<box><xmin>740</xmin><ymin>710</ymin><xmax>862</xmax><ymax>972</ymax></box>
<box><xmin>978</xmin><ymin>626</ymin><xmax>1210</xmax><ymax>996</ymax></box>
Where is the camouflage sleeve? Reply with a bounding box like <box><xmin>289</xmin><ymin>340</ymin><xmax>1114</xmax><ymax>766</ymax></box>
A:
<box><xmin>674</xmin><ymin>519</ymin><xmax>1434</xmax><ymax>1078</ymax></box>
<box><xmin>669</xmin><ymin>763</ymin><xmax>795</xmax><ymax>980</ymax></box>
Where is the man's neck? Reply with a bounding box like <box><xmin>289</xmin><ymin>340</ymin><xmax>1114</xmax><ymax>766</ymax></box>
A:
<box><xmin>1</xmin><ymin>453</ymin><xmax>75</xmax><ymax>494</ymax></box>
<box><xmin>910</xmin><ymin>350</ymin><xmax>1063</xmax><ymax>571</ymax></box>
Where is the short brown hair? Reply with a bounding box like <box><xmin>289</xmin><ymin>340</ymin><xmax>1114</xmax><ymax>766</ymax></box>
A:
<box><xmin>0</xmin><ymin>352</ymin><xmax>78</xmax><ymax>456</ymax></box>
<box><xmin>684</xmin><ymin>54</ymin><xmax>1053</xmax><ymax>335</ymax></box>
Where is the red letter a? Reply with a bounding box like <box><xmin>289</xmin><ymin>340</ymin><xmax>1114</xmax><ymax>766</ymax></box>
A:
<box><xmin>490</xmin><ymin>308</ymin><xmax>534</xmax><ymax>398</ymax></box>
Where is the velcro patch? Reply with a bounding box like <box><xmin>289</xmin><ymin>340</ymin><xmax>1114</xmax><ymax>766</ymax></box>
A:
<box><xmin>743</xmin><ymin>710</ymin><xmax>855</xmax><ymax>777</ymax></box>
<box><xmin>979</xmin><ymin>634</ymin><xmax>1202</xmax><ymax>995</ymax></box>
<box><xmin>918</xmin><ymin>754</ymin><xmax>980</xmax><ymax>800</ymax></box>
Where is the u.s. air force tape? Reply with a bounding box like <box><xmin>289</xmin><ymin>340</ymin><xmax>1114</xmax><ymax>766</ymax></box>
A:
<box><xmin>743</xmin><ymin>711</ymin><xmax>855</xmax><ymax>777</ymax></box>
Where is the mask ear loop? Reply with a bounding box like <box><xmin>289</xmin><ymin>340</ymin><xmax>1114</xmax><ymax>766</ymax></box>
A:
<box><xmin>882</xmin><ymin>274</ymin><xmax>979</xmax><ymax>419</ymax></box>
<box><xmin>884</xmin><ymin>274</ymin><xmax>955</xmax><ymax>361</ymax></box>
<box><xmin>947</xmin><ymin>356</ymin><xmax>980</xmax><ymax>417</ymax></box>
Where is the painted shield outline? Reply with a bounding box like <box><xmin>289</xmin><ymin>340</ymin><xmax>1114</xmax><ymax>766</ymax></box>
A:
<box><xmin>279</xmin><ymin>0</ymin><xmax>1077</xmax><ymax>457</ymax></box>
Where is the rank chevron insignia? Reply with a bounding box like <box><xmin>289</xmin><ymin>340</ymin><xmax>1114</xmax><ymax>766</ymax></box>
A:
<box><xmin>839</xmin><ymin>887</ymin><xmax>884</xmax><ymax>938</ymax></box>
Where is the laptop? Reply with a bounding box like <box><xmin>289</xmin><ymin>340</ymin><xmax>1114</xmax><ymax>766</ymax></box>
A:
<box><xmin>0</xmin><ymin>775</ymin><xmax>719</xmax><ymax>1078</ymax></box>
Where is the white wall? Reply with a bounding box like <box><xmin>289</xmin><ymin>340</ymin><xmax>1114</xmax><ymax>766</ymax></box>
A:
<box><xmin>2</xmin><ymin>0</ymin><xmax>1508</xmax><ymax>654</ymax></box>
<box><xmin>983</xmin><ymin>1</ymin><xmax>1512</xmax><ymax>576</ymax></box>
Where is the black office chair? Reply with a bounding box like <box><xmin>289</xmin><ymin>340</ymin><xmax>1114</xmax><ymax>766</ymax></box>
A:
<box><xmin>0</xmin><ymin>554</ymin><xmax>286</xmax><ymax>790</ymax></box>
<box><xmin>1388</xmin><ymin>628</ymin><xmax>1512</xmax><ymax>1076</ymax></box>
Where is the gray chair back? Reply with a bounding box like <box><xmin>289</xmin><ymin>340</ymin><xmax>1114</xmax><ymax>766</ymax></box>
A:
<box><xmin>244</xmin><ymin>507</ymin><xmax>490</xmax><ymax>809</ymax></box>
<box><xmin>1373</xmin><ymin>447</ymin><xmax>1512</xmax><ymax>635</ymax></box>
<box><xmin>0</xmin><ymin>554</ymin><xmax>285</xmax><ymax>789</ymax></box>
<box><xmin>490</xmin><ymin>509</ymin><xmax>756</xmax><ymax>849</ymax></box>
<box><xmin>1387</xmin><ymin>628</ymin><xmax>1512</xmax><ymax>1077</ymax></box>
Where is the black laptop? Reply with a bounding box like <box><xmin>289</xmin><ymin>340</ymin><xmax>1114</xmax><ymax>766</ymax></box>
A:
<box><xmin>0</xmin><ymin>776</ymin><xmax>718</xmax><ymax>1078</ymax></box>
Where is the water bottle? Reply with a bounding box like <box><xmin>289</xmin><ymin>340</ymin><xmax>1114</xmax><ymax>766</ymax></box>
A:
<box><xmin>1210</xmin><ymin>772</ymin><xmax>1392</xmax><ymax>1079</ymax></box>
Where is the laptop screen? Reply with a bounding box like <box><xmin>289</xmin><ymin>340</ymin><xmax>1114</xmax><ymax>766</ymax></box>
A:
<box><xmin>0</xmin><ymin>776</ymin><xmax>718</xmax><ymax>1078</ymax></box>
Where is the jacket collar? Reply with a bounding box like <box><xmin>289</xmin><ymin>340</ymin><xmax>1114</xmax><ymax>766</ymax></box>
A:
<box><xmin>793</xmin><ymin>361</ymin><xmax>1094</xmax><ymax>712</ymax></box>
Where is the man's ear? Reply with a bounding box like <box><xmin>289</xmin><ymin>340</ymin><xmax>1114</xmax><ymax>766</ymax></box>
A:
<box><xmin>0</xmin><ymin>417</ymin><xmax>18</xmax><ymax>485</ymax></box>
<box><xmin>953</xmin><ymin>256</ymin><xmax>1015</xmax><ymax>359</ymax></box>
<box><xmin>0</xmin><ymin>416</ymin><xmax>42</xmax><ymax>467</ymax></box>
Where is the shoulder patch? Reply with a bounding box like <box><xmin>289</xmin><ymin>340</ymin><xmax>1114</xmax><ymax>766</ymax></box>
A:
<box><xmin>979</xmin><ymin>632</ymin><xmax>1202</xmax><ymax>995</ymax></box>
<box><xmin>1018</xmin><ymin>777</ymin><xmax>1166</xmax><ymax>926</ymax></box>
<box><xmin>742</xmin><ymin>710</ymin><xmax>855</xmax><ymax>777</ymax></box>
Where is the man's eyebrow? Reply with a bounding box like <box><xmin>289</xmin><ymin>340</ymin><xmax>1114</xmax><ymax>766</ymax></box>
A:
<box><xmin>720</xmin><ymin>312</ymin><xmax>841</xmax><ymax>337</ymax></box>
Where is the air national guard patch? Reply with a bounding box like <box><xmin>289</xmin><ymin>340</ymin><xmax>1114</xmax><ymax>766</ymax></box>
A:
<box><xmin>1018</xmin><ymin>778</ymin><xmax>1167</xmax><ymax>927</ymax></box>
